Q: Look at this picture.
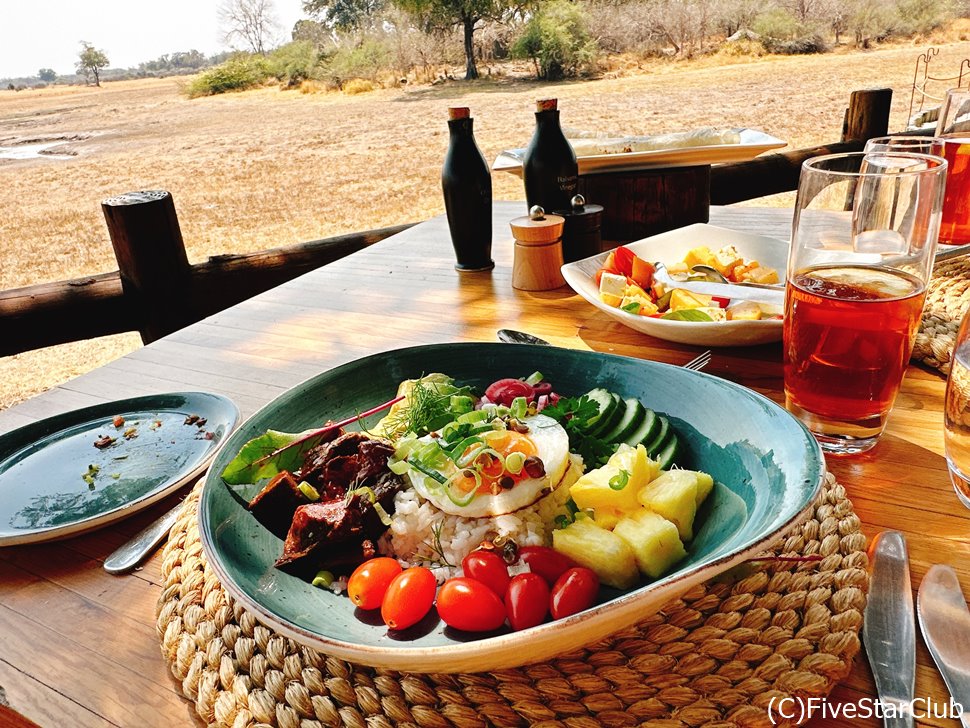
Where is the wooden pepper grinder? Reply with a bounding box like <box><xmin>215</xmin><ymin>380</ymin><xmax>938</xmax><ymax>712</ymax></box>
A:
<box><xmin>510</xmin><ymin>205</ymin><xmax>566</xmax><ymax>291</ymax></box>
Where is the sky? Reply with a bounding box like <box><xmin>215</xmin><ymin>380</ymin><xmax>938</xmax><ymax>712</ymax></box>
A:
<box><xmin>0</xmin><ymin>0</ymin><xmax>308</xmax><ymax>79</ymax></box>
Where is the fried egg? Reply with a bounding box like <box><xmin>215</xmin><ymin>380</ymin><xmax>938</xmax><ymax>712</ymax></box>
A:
<box><xmin>407</xmin><ymin>413</ymin><xmax>572</xmax><ymax>517</ymax></box>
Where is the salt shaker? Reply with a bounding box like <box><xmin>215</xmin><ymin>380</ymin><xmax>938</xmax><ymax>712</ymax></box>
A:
<box><xmin>554</xmin><ymin>194</ymin><xmax>604</xmax><ymax>263</ymax></box>
<box><xmin>509</xmin><ymin>205</ymin><xmax>566</xmax><ymax>291</ymax></box>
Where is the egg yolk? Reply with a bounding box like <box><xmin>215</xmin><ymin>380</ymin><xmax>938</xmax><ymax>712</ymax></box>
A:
<box><xmin>453</xmin><ymin>430</ymin><xmax>539</xmax><ymax>494</ymax></box>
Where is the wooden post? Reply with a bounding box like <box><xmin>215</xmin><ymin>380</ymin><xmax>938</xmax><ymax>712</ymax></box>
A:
<box><xmin>101</xmin><ymin>190</ymin><xmax>195</xmax><ymax>344</ymax></box>
<box><xmin>842</xmin><ymin>88</ymin><xmax>893</xmax><ymax>142</ymax></box>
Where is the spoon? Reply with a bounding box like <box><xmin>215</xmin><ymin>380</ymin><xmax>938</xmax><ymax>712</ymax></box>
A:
<box><xmin>496</xmin><ymin>329</ymin><xmax>551</xmax><ymax>346</ymax></box>
<box><xmin>688</xmin><ymin>264</ymin><xmax>783</xmax><ymax>290</ymax></box>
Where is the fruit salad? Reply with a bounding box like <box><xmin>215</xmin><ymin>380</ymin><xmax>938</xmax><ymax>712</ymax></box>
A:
<box><xmin>595</xmin><ymin>244</ymin><xmax>781</xmax><ymax>322</ymax></box>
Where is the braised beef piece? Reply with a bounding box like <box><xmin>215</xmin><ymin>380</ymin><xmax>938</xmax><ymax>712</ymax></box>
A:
<box><xmin>276</xmin><ymin>470</ymin><xmax>405</xmax><ymax>568</ymax></box>
<box><xmin>247</xmin><ymin>471</ymin><xmax>306</xmax><ymax>539</ymax></box>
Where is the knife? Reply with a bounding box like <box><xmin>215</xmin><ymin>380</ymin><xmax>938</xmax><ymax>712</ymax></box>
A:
<box><xmin>917</xmin><ymin>565</ymin><xmax>970</xmax><ymax>728</ymax></box>
<box><xmin>863</xmin><ymin>531</ymin><xmax>916</xmax><ymax>728</ymax></box>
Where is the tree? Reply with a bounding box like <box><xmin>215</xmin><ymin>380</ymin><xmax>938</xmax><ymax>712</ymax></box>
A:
<box><xmin>302</xmin><ymin>0</ymin><xmax>386</xmax><ymax>31</ymax></box>
<box><xmin>76</xmin><ymin>42</ymin><xmax>109</xmax><ymax>86</ymax></box>
<box><xmin>220</xmin><ymin>0</ymin><xmax>282</xmax><ymax>55</ymax></box>
<box><xmin>38</xmin><ymin>68</ymin><xmax>57</xmax><ymax>82</ymax></box>
<box><xmin>395</xmin><ymin>0</ymin><xmax>526</xmax><ymax>80</ymax></box>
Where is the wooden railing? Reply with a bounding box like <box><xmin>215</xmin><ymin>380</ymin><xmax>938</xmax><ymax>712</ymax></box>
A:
<box><xmin>0</xmin><ymin>88</ymin><xmax>894</xmax><ymax>357</ymax></box>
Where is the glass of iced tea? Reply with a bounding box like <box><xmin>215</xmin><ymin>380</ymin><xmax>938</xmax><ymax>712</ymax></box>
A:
<box><xmin>936</xmin><ymin>89</ymin><xmax>970</xmax><ymax>245</ymax></box>
<box><xmin>945</xmin><ymin>311</ymin><xmax>970</xmax><ymax>509</ymax></box>
<box><xmin>785</xmin><ymin>152</ymin><xmax>947</xmax><ymax>454</ymax></box>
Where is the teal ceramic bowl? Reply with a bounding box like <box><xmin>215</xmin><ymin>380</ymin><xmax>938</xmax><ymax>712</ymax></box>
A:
<box><xmin>199</xmin><ymin>343</ymin><xmax>824</xmax><ymax>673</ymax></box>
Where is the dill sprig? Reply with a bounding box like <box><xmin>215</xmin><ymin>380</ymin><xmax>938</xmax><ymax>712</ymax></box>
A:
<box><xmin>416</xmin><ymin>520</ymin><xmax>455</xmax><ymax>568</ymax></box>
<box><xmin>381</xmin><ymin>377</ymin><xmax>469</xmax><ymax>439</ymax></box>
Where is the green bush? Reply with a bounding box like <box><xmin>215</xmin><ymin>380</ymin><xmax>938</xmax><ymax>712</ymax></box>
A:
<box><xmin>895</xmin><ymin>0</ymin><xmax>952</xmax><ymax>35</ymax></box>
<box><xmin>511</xmin><ymin>1</ymin><xmax>597</xmax><ymax>80</ymax></box>
<box><xmin>752</xmin><ymin>7</ymin><xmax>802</xmax><ymax>41</ymax></box>
<box><xmin>185</xmin><ymin>54</ymin><xmax>270</xmax><ymax>97</ymax></box>
<box><xmin>269</xmin><ymin>41</ymin><xmax>324</xmax><ymax>88</ymax></box>
<box><xmin>323</xmin><ymin>38</ymin><xmax>392</xmax><ymax>87</ymax></box>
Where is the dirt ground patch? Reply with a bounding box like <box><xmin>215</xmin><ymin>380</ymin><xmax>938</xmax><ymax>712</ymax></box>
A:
<box><xmin>3</xmin><ymin>40</ymin><xmax>970</xmax><ymax>409</ymax></box>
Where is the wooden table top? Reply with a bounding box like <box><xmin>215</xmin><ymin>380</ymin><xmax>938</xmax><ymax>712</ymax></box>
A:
<box><xmin>0</xmin><ymin>202</ymin><xmax>963</xmax><ymax>728</ymax></box>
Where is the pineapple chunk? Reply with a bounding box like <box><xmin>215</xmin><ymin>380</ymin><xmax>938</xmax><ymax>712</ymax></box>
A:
<box><xmin>666</xmin><ymin>261</ymin><xmax>689</xmax><ymax>275</ymax></box>
<box><xmin>731</xmin><ymin>260</ymin><xmax>759</xmax><ymax>281</ymax></box>
<box><xmin>638</xmin><ymin>469</ymin><xmax>716</xmax><ymax>539</ymax></box>
<box><xmin>553</xmin><ymin>518</ymin><xmax>639</xmax><ymax>589</ymax></box>
<box><xmin>683</xmin><ymin>246</ymin><xmax>716</xmax><ymax>270</ymax></box>
<box><xmin>623</xmin><ymin>283</ymin><xmax>650</xmax><ymax>299</ymax></box>
<box><xmin>593</xmin><ymin>507</ymin><xmax>623</xmax><ymax>530</ymax></box>
<box><xmin>600</xmin><ymin>292</ymin><xmax>622</xmax><ymax>307</ymax></box>
<box><xmin>570</xmin><ymin>444</ymin><xmax>651</xmax><ymax>515</ymax></box>
<box><xmin>638</xmin><ymin>470</ymin><xmax>700</xmax><ymax>540</ymax></box>
<box><xmin>613</xmin><ymin>509</ymin><xmax>687</xmax><ymax>579</ymax></box>
<box><xmin>742</xmin><ymin>266</ymin><xmax>780</xmax><ymax>285</ymax></box>
<box><xmin>726</xmin><ymin>301</ymin><xmax>763</xmax><ymax>321</ymax></box>
<box><xmin>669</xmin><ymin>289</ymin><xmax>713</xmax><ymax>311</ymax></box>
<box><xmin>713</xmin><ymin>245</ymin><xmax>743</xmax><ymax>278</ymax></box>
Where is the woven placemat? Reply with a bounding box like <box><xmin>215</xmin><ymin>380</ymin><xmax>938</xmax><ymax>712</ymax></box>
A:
<box><xmin>913</xmin><ymin>256</ymin><xmax>970</xmax><ymax>375</ymax></box>
<box><xmin>156</xmin><ymin>472</ymin><xmax>867</xmax><ymax>728</ymax></box>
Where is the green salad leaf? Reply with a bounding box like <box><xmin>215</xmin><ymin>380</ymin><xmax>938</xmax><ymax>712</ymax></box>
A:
<box><xmin>661</xmin><ymin>309</ymin><xmax>715</xmax><ymax>322</ymax></box>
<box><xmin>221</xmin><ymin>429</ymin><xmax>319</xmax><ymax>485</ymax></box>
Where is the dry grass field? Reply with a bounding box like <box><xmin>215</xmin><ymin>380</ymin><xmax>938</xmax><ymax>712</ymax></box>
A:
<box><xmin>4</xmin><ymin>37</ymin><xmax>970</xmax><ymax>410</ymax></box>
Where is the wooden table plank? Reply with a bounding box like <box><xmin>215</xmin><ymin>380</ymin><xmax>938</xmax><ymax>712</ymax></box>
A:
<box><xmin>0</xmin><ymin>202</ymin><xmax>965</xmax><ymax>728</ymax></box>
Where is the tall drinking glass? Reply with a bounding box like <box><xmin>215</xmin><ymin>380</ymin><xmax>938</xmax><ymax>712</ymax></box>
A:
<box><xmin>945</xmin><ymin>311</ymin><xmax>970</xmax><ymax>509</ymax></box>
<box><xmin>785</xmin><ymin>152</ymin><xmax>947</xmax><ymax>454</ymax></box>
<box><xmin>936</xmin><ymin>88</ymin><xmax>970</xmax><ymax>245</ymax></box>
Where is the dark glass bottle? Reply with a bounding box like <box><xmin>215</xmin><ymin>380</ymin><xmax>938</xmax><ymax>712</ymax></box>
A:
<box><xmin>441</xmin><ymin>107</ymin><xmax>494</xmax><ymax>272</ymax></box>
<box><xmin>523</xmin><ymin>98</ymin><xmax>579</xmax><ymax>213</ymax></box>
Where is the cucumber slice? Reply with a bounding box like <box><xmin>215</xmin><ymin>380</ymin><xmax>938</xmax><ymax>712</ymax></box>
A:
<box><xmin>655</xmin><ymin>436</ymin><xmax>680</xmax><ymax>470</ymax></box>
<box><xmin>624</xmin><ymin>408</ymin><xmax>659</xmax><ymax>448</ymax></box>
<box><xmin>643</xmin><ymin>416</ymin><xmax>670</xmax><ymax>455</ymax></box>
<box><xmin>588</xmin><ymin>393</ymin><xmax>625</xmax><ymax>438</ymax></box>
<box><xmin>582</xmin><ymin>388</ymin><xmax>616</xmax><ymax>434</ymax></box>
<box><xmin>602</xmin><ymin>398</ymin><xmax>645</xmax><ymax>444</ymax></box>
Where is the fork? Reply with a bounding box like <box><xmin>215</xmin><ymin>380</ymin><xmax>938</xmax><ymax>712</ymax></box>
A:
<box><xmin>682</xmin><ymin>350</ymin><xmax>712</xmax><ymax>372</ymax></box>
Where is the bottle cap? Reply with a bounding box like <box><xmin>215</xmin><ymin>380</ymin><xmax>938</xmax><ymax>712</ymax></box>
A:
<box><xmin>448</xmin><ymin>107</ymin><xmax>470</xmax><ymax>120</ymax></box>
<box><xmin>536</xmin><ymin>99</ymin><xmax>558</xmax><ymax>112</ymax></box>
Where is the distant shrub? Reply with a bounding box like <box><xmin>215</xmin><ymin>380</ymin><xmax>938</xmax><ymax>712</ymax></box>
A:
<box><xmin>185</xmin><ymin>55</ymin><xmax>269</xmax><ymax>97</ymax></box>
<box><xmin>342</xmin><ymin>78</ymin><xmax>377</xmax><ymax>94</ymax></box>
<box><xmin>511</xmin><ymin>0</ymin><xmax>597</xmax><ymax>80</ymax></box>
<box><xmin>323</xmin><ymin>38</ymin><xmax>392</xmax><ymax>86</ymax></box>
<box><xmin>269</xmin><ymin>41</ymin><xmax>324</xmax><ymax>89</ymax></box>
<box><xmin>299</xmin><ymin>79</ymin><xmax>326</xmax><ymax>94</ymax></box>
<box><xmin>753</xmin><ymin>7</ymin><xmax>802</xmax><ymax>41</ymax></box>
<box><xmin>762</xmin><ymin>34</ymin><xmax>830</xmax><ymax>54</ymax></box>
<box><xmin>895</xmin><ymin>0</ymin><xmax>952</xmax><ymax>35</ymax></box>
<box><xmin>717</xmin><ymin>38</ymin><xmax>767</xmax><ymax>57</ymax></box>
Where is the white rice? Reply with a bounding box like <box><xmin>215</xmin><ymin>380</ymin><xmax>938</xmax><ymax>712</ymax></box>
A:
<box><xmin>377</xmin><ymin>455</ymin><xmax>581</xmax><ymax>581</ymax></box>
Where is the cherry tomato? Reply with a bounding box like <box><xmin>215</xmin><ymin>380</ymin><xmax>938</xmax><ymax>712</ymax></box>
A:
<box><xmin>613</xmin><ymin>246</ymin><xmax>636</xmax><ymax>277</ymax></box>
<box><xmin>436</xmin><ymin>577</ymin><xmax>507</xmax><ymax>632</ymax></box>
<box><xmin>381</xmin><ymin>567</ymin><xmax>436</xmax><ymax>630</ymax></box>
<box><xmin>462</xmin><ymin>550</ymin><xmax>511</xmax><ymax>598</ymax></box>
<box><xmin>485</xmin><ymin>378</ymin><xmax>535</xmax><ymax>407</ymax></box>
<box><xmin>550</xmin><ymin>567</ymin><xmax>600</xmax><ymax>620</ymax></box>
<box><xmin>518</xmin><ymin>546</ymin><xmax>578</xmax><ymax>587</ymax></box>
<box><xmin>505</xmin><ymin>573</ymin><xmax>550</xmax><ymax>631</ymax></box>
<box><xmin>347</xmin><ymin>557</ymin><xmax>402</xmax><ymax>610</ymax></box>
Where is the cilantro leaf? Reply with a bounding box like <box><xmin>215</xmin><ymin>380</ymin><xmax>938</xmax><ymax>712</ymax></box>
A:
<box><xmin>543</xmin><ymin>395</ymin><xmax>616</xmax><ymax>467</ymax></box>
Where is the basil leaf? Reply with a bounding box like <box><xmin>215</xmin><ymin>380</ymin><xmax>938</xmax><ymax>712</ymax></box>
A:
<box><xmin>621</xmin><ymin>301</ymin><xmax>641</xmax><ymax>313</ymax></box>
<box><xmin>661</xmin><ymin>309</ymin><xmax>714</xmax><ymax>322</ymax></box>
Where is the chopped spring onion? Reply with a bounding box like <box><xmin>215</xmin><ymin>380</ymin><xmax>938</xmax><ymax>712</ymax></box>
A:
<box><xmin>350</xmin><ymin>486</ymin><xmax>377</xmax><ymax>503</ymax></box>
<box><xmin>459</xmin><ymin>446</ymin><xmax>504</xmax><ymax>471</ymax></box>
<box><xmin>444</xmin><ymin>469</ymin><xmax>479</xmax><ymax>507</ymax></box>
<box><xmin>505</xmin><ymin>451</ymin><xmax>526</xmax><ymax>475</ymax></box>
<box><xmin>373</xmin><ymin>501</ymin><xmax>392</xmax><ymax>526</ymax></box>
<box><xmin>510</xmin><ymin>396</ymin><xmax>528</xmax><ymax>420</ymax></box>
<box><xmin>408</xmin><ymin>458</ymin><xmax>448</xmax><ymax>485</ymax></box>
<box><xmin>525</xmin><ymin>371</ymin><xmax>544</xmax><ymax>386</ymax></box>
<box><xmin>298</xmin><ymin>481</ymin><xmax>321</xmax><ymax>501</ymax></box>
<box><xmin>388</xmin><ymin>458</ymin><xmax>410</xmax><ymax>475</ymax></box>
<box><xmin>609</xmin><ymin>469</ymin><xmax>631</xmax><ymax>491</ymax></box>
<box><xmin>457</xmin><ymin>410</ymin><xmax>489</xmax><ymax>425</ymax></box>
<box><xmin>450</xmin><ymin>395</ymin><xmax>476</xmax><ymax>414</ymax></box>
<box><xmin>311</xmin><ymin>570</ymin><xmax>335</xmax><ymax>588</ymax></box>
<box><xmin>444</xmin><ymin>435</ymin><xmax>484</xmax><ymax>462</ymax></box>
